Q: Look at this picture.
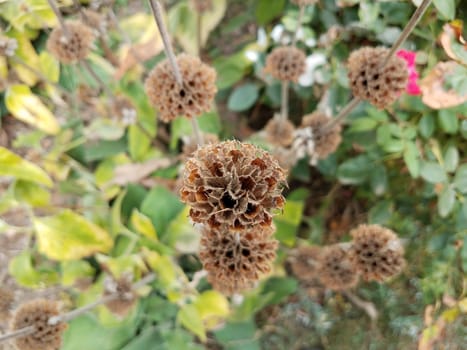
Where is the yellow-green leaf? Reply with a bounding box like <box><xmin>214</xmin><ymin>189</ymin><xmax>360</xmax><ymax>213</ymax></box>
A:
<box><xmin>39</xmin><ymin>51</ymin><xmax>59</xmax><ymax>82</ymax></box>
<box><xmin>177</xmin><ymin>304</ymin><xmax>206</xmax><ymax>342</ymax></box>
<box><xmin>9</xmin><ymin>250</ymin><xmax>59</xmax><ymax>287</ymax></box>
<box><xmin>142</xmin><ymin>248</ymin><xmax>177</xmax><ymax>288</ymax></box>
<box><xmin>6</xmin><ymin>30</ymin><xmax>40</xmax><ymax>85</ymax></box>
<box><xmin>5</xmin><ymin>84</ymin><xmax>60</xmax><ymax>134</ymax></box>
<box><xmin>0</xmin><ymin>146</ymin><xmax>53</xmax><ymax>187</ymax></box>
<box><xmin>131</xmin><ymin>209</ymin><xmax>157</xmax><ymax>239</ymax></box>
<box><xmin>14</xmin><ymin>179</ymin><xmax>50</xmax><ymax>207</ymax></box>
<box><xmin>194</xmin><ymin>290</ymin><xmax>229</xmax><ymax>329</ymax></box>
<box><xmin>34</xmin><ymin>210</ymin><xmax>114</xmax><ymax>261</ymax></box>
<box><xmin>61</xmin><ymin>260</ymin><xmax>95</xmax><ymax>286</ymax></box>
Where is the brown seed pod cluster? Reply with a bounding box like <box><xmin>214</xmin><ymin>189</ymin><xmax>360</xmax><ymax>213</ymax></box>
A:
<box><xmin>300</xmin><ymin>111</ymin><xmax>342</xmax><ymax>161</ymax></box>
<box><xmin>348</xmin><ymin>47</ymin><xmax>408</xmax><ymax>109</ymax></box>
<box><xmin>11</xmin><ymin>299</ymin><xmax>66</xmax><ymax>350</ymax></box>
<box><xmin>0</xmin><ymin>287</ymin><xmax>14</xmax><ymax>320</ymax></box>
<box><xmin>349</xmin><ymin>224</ymin><xmax>405</xmax><ymax>282</ymax></box>
<box><xmin>190</xmin><ymin>0</ymin><xmax>213</xmax><ymax>12</ymax></box>
<box><xmin>180</xmin><ymin>140</ymin><xmax>286</xmax><ymax>231</ymax></box>
<box><xmin>145</xmin><ymin>54</ymin><xmax>217</xmax><ymax>123</ymax></box>
<box><xmin>289</xmin><ymin>245</ymin><xmax>322</xmax><ymax>282</ymax></box>
<box><xmin>318</xmin><ymin>245</ymin><xmax>359</xmax><ymax>291</ymax></box>
<box><xmin>264</xmin><ymin>117</ymin><xmax>296</xmax><ymax>147</ymax></box>
<box><xmin>199</xmin><ymin>225</ymin><xmax>278</xmax><ymax>295</ymax></box>
<box><xmin>291</xmin><ymin>0</ymin><xmax>319</xmax><ymax>6</ymax></box>
<box><xmin>264</xmin><ymin>46</ymin><xmax>306</xmax><ymax>82</ymax></box>
<box><xmin>46</xmin><ymin>21</ymin><xmax>94</xmax><ymax>64</ymax></box>
<box><xmin>103</xmin><ymin>274</ymin><xmax>136</xmax><ymax>317</ymax></box>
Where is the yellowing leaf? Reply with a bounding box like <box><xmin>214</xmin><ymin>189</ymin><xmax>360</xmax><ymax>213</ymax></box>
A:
<box><xmin>194</xmin><ymin>290</ymin><xmax>229</xmax><ymax>329</ymax></box>
<box><xmin>0</xmin><ymin>146</ymin><xmax>53</xmax><ymax>187</ymax></box>
<box><xmin>142</xmin><ymin>248</ymin><xmax>177</xmax><ymax>288</ymax></box>
<box><xmin>131</xmin><ymin>209</ymin><xmax>157</xmax><ymax>239</ymax></box>
<box><xmin>61</xmin><ymin>260</ymin><xmax>95</xmax><ymax>286</ymax></box>
<box><xmin>39</xmin><ymin>51</ymin><xmax>59</xmax><ymax>82</ymax></box>
<box><xmin>6</xmin><ymin>30</ymin><xmax>40</xmax><ymax>85</ymax></box>
<box><xmin>34</xmin><ymin>210</ymin><xmax>114</xmax><ymax>261</ymax></box>
<box><xmin>14</xmin><ymin>179</ymin><xmax>50</xmax><ymax>207</ymax></box>
<box><xmin>177</xmin><ymin>304</ymin><xmax>206</xmax><ymax>342</ymax></box>
<box><xmin>5</xmin><ymin>85</ymin><xmax>60</xmax><ymax>134</ymax></box>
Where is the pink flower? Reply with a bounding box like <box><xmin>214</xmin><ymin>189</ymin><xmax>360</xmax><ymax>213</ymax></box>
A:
<box><xmin>397</xmin><ymin>49</ymin><xmax>421</xmax><ymax>95</ymax></box>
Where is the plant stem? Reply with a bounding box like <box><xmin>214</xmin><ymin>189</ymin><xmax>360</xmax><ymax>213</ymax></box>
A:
<box><xmin>196</xmin><ymin>12</ymin><xmax>202</xmax><ymax>56</ymax></box>
<box><xmin>46</xmin><ymin>0</ymin><xmax>70</xmax><ymax>38</ymax></box>
<box><xmin>191</xmin><ymin>117</ymin><xmax>204</xmax><ymax>146</ymax></box>
<box><xmin>320</xmin><ymin>97</ymin><xmax>361</xmax><ymax>133</ymax></box>
<box><xmin>292</xmin><ymin>5</ymin><xmax>305</xmax><ymax>47</ymax></box>
<box><xmin>280</xmin><ymin>81</ymin><xmax>289</xmax><ymax>123</ymax></box>
<box><xmin>342</xmin><ymin>291</ymin><xmax>378</xmax><ymax>321</ymax></box>
<box><xmin>0</xmin><ymin>326</ymin><xmax>35</xmax><ymax>343</ymax></box>
<box><xmin>148</xmin><ymin>0</ymin><xmax>183</xmax><ymax>86</ymax></box>
<box><xmin>80</xmin><ymin>59</ymin><xmax>113</xmax><ymax>98</ymax></box>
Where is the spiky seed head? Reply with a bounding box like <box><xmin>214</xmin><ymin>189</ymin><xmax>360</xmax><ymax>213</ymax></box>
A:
<box><xmin>103</xmin><ymin>273</ymin><xmax>136</xmax><ymax>317</ymax></box>
<box><xmin>190</xmin><ymin>0</ymin><xmax>213</xmax><ymax>12</ymax></box>
<box><xmin>145</xmin><ymin>54</ymin><xmax>217</xmax><ymax>123</ymax></box>
<box><xmin>0</xmin><ymin>287</ymin><xmax>14</xmax><ymax>320</ymax></box>
<box><xmin>11</xmin><ymin>299</ymin><xmax>66</xmax><ymax>350</ymax></box>
<box><xmin>47</xmin><ymin>21</ymin><xmax>94</xmax><ymax>64</ymax></box>
<box><xmin>264</xmin><ymin>117</ymin><xmax>295</xmax><ymax>147</ymax></box>
<box><xmin>348</xmin><ymin>47</ymin><xmax>408</xmax><ymax>109</ymax></box>
<box><xmin>349</xmin><ymin>224</ymin><xmax>405</xmax><ymax>282</ymax></box>
<box><xmin>200</xmin><ymin>225</ymin><xmax>278</xmax><ymax>295</ymax></box>
<box><xmin>318</xmin><ymin>245</ymin><xmax>359</xmax><ymax>290</ymax></box>
<box><xmin>180</xmin><ymin>140</ymin><xmax>286</xmax><ymax>230</ymax></box>
<box><xmin>182</xmin><ymin>133</ymin><xmax>219</xmax><ymax>159</ymax></box>
<box><xmin>264</xmin><ymin>46</ymin><xmax>306</xmax><ymax>82</ymax></box>
<box><xmin>289</xmin><ymin>246</ymin><xmax>322</xmax><ymax>283</ymax></box>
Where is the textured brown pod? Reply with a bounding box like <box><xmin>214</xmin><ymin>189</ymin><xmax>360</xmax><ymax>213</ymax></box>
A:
<box><xmin>199</xmin><ymin>225</ymin><xmax>278</xmax><ymax>295</ymax></box>
<box><xmin>264</xmin><ymin>117</ymin><xmax>296</xmax><ymax>147</ymax></box>
<box><xmin>145</xmin><ymin>54</ymin><xmax>217</xmax><ymax>123</ymax></box>
<box><xmin>289</xmin><ymin>245</ymin><xmax>322</xmax><ymax>283</ymax></box>
<box><xmin>180</xmin><ymin>140</ymin><xmax>286</xmax><ymax>230</ymax></box>
<box><xmin>300</xmin><ymin>111</ymin><xmax>342</xmax><ymax>161</ymax></box>
<box><xmin>0</xmin><ymin>287</ymin><xmax>14</xmax><ymax>320</ymax></box>
<box><xmin>46</xmin><ymin>21</ymin><xmax>94</xmax><ymax>64</ymax></box>
<box><xmin>11</xmin><ymin>299</ymin><xmax>66</xmax><ymax>350</ymax></box>
<box><xmin>264</xmin><ymin>46</ymin><xmax>306</xmax><ymax>82</ymax></box>
<box><xmin>103</xmin><ymin>274</ymin><xmax>136</xmax><ymax>317</ymax></box>
<box><xmin>349</xmin><ymin>224</ymin><xmax>405</xmax><ymax>282</ymax></box>
<box><xmin>318</xmin><ymin>245</ymin><xmax>359</xmax><ymax>290</ymax></box>
<box><xmin>348</xmin><ymin>47</ymin><xmax>408</xmax><ymax>109</ymax></box>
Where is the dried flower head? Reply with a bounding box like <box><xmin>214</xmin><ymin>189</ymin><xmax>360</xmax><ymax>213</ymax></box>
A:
<box><xmin>11</xmin><ymin>299</ymin><xmax>66</xmax><ymax>350</ymax></box>
<box><xmin>82</xmin><ymin>9</ymin><xmax>108</xmax><ymax>36</ymax></box>
<box><xmin>291</xmin><ymin>0</ymin><xmax>319</xmax><ymax>6</ymax></box>
<box><xmin>264</xmin><ymin>46</ymin><xmax>306</xmax><ymax>82</ymax></box>
<box><xmin>47</xmin><ymin>21</ymin><xmax>94</xmax><ymax>64</ymax></box>
<box><xmin>264</xmin><ymin>116</ymin><xmax>295</xmax><ymax>147</ymax></box>
<box><xmin>300</xmin><ymin>111</ymin><xmax>342</xmax><ymax>162</ymax></box>
<box><xmin>318</xmin><ymin>245</ymin><xmax>358</xmax><ymax>290</ymax></box>
<box><xmin>200</xmin><ymin>225</ymin><xmax>278</xmax><ymax>294</ymax></box>
<box><xmin>180</xmin><ymin>140</ymin><xmax>286</xmax><ymax>230</ymax></box>
<box><xmin>348</xmin><ymin>47</ymin><xmax>408</xmax><ymax>109</ymax></box>
<box><xmin>289</xmin><ymin>246</ymin><xmax>322</xmax><ymax>283</ymax></box>
<box><xmin>182</xmin><ymin>133</ymin><xmax>219</xmax><ymax>158</ymax></box>
<box><xmin>145</xmin><ymin>54</ymin><xmax>217</xmax><ymax>123</ymax></box>
<box><xmin>0</xmin><ymin>287</ymin><xmax>14</xmax><ymax>320</ymax></box>
<box><xmin>291</xmin><ymin>126</ymin><xmax>315</xmax><ymax>164</ymax></box>
<box><xmin>103</xmin><ymin>273</ymin><xmax>136</xmax><ymax>317</ymax></box>
<box><xmin>0</xmin><ymin>36</ymin><xmax>18</xmax><ymax>57</ymax></box>
<box><xmin>190</xmin><ymin>0</ymin><xmax>213</xmax><ymax>12</ymax></box>
<box><xmin>110</xmin><ymin>96</ymin><xmax>137</xmax><ymax>126</ymax></box>
<box><xmin>349</xmin><ymin>224</ymin><xmax>405</xmax><ymax>282</ymax></box>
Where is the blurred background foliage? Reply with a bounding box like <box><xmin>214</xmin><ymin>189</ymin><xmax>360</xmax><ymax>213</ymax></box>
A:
<box><xmin>0</xmin><ymin>0</ymin><xmax>466</xmax><ymax>349</ymax></box>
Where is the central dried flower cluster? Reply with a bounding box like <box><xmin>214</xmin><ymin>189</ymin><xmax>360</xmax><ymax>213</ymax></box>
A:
<box><xmin>181</xmin><ymin>140</ymin><xmax>285</xmax><ymax>294</ymax></box>
<box><xmin>318</xmin><ymin>245</ymin><xmax>359</xmax><ymax>290</ymax></box>
<box><xmin>264</xmin><ymin>46</ymin><xmax>306</xmax><ymax>82</ymax></box>
<box><xmin>103</xmin><ymin>274</ymin><xmax>136</xmax><ymax>317</ymax></box>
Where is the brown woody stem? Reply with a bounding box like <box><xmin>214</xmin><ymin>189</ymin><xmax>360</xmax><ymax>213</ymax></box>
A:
<box><xmin>46</xmin><ymin>0</ymin><xmax>70</xmax><ymax>38</ymax></box>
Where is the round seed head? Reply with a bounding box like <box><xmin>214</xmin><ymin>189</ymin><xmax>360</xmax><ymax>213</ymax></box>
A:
<box><xmin>190</xmin><ymin>0</ymin><xmax>213</xmax><ymax>12</ymax></box>
<box><xmin>349</xmin><ymin>224</ymin><xmax>405</xmax><ymax>282</ymax></box>
<box><xmin>180</xmin><ymin>140</ymin><xmax>286</xmax><ymax>230</ymax></box>
<box><xmin>145</xmin><ymin>54</ymin><xmax>217</xmax><ymax>123</ymax></box>
<box><xmin>103</xmin><ymin>274</ymin><xmax>136</xmax><ymax>317</ymax></box>
<box><xmin>0</xmin><ymin>287</ymin><xmax>14</xmax><ymax>320</ymax></box>
<box><xmin>300</xmin><ymin>111</ymin><xmax>342</xmax><ymax>161</ymax></box>
<box><xmin>264</xmin><ymin>46</ymin><xmax>306</xmax><ymax>82</ymax></box>
<box><xmin>11</xmin><ymin>299</ymin><xmax>66</xmax><ymax>350</ymax></box>
<box><xmin>200</xmin><ymin>225</ymin><xmax>278</xmax><ymax>295</ymax></box>
<box><xmin>47</xmin><ymin>21</ymin><xmax>94</xmax><ymax>64</ymax></box>
<box><xmin>264</xmin><ymin>117</ymin><xmax>295</xmax><ymax>147</ymax></box>
<box><xmin>291</xmin><ymin>0</ymin><xmax>319</xmax><ymax>6</ymax></box>
<box><xmin>289</xmin><ymin>246</ymin><xmax>322</xmax><ymax>283</ymax></box>
<box><xmin>182</xmin><ymin>133</ymin><xmax>219</xmax><ymax>159</ymax></box>
<box><xmin>318</xmin><ymin>245</ymin><xmax>358</xmax><ymax>290</ymax></box>
<box><xmin>348</xmin><ymin>47</ymin><xmax>408</xmax><ymax>109</ymax></box>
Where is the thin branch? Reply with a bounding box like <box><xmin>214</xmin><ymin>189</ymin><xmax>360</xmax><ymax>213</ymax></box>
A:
<box><xmin>280</xmin><ymin>81</ymin><xmax>289</xmax><ymax>123</ymax></box>
<box><xmin>320</xmin><ymin>97</ymin><xmax>361</xmax><ymax>133</ymax></box>
<box><xmin>342</xmin><ymin>291</ymin><xmax>378</xmax><ymax>321</ymax></box>
<box><xmin>148</xmin><ymin>0</ymin><xmax>183</xmax><ymax>85</ymax></box>
<box><xmin>46</xmin><ymin>0</ymin><xmax>70</xmax><ymax>38</ymax></box>
<box><xmin>0</xmin><ymin>326</ymin><xmax>35</xmax><ymax>343</ymax></box>
<box><xmin>191</xmin><ymin>117</ymin><xmax>204</xmax><ymax>146</ymax></box>
<box><xmin>80</xmin><ymin>59</ymin><xmax>113</xmax><ymax>98</ymax></box>
<box><xmin>292</xmin><ymin>5</ymin><xmax>305</xmax><ymax>47</ymax></box>
<box><xmin>196</xmin><ymin>12</ymin><xmax>202</xmax><ymax>56</ymax></box>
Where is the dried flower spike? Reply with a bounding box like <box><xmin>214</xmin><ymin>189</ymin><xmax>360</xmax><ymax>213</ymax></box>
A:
<box><xmin>11</xmin><ymin>299</ymin><xmax>66</xmax><ymax>350</ymax></box>
<box><xmin>289</xmin><ymin>245</ymin><xmax>322</xmax><ymax>283</ymax></box>
<box><xmin>264</xmin><ymin>46</ymin><xmax>306</xmax><ymax>82</ymax></box>
<box><xmin>0</xmin><ymin>287</ymin><xmax>14</xmax><ymax>320</ymax></box>
<box><xmin>180</xmin><ymin>140</ymin><xmax>286</xmax><ymax>230</ymax></box>
<box><xmin>348</xmin><ymin>47</ymin><xmax>408</xmax><ymax>109</ymax></box>
<box><xmin>264</xmin><ymin>116</ymin><xmax>295</xmax><ymax>147</ymax></box>
<box><xmin>47</xmin><ymin>21</ymin><xmax>94</xmax><ymax>64</ymax></box>
<box><xmin>103</xmin><ymin>273</ymin><xmax>136</xmax><ymax>317</ymax></box>
<box><xmin>145</xmin><ymin>53</ymin><xmax>217</xmax><ymax>123</ymax></box>
<box><xmin>318</xmin><ymin>245</ymin><xmax>359</xmax><ymax>291</ymax></box>
<box><xmin>200</xmin><ymin>225</ymin><xmax>278</xmax><ymax>295</ymax></box>
<box><xmin>349</xmin><ymin>224</ymin><xmax>405</xmax><ymax>282</ymax></box>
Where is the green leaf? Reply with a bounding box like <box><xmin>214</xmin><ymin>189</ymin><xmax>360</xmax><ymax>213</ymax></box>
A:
<box><xmin>34</xmin><ymin>210</ymin><xmax>114</xmax><ymax>261</ymax></box>
<box><xmin>370</xmin><ymin>164</ymin><xmax>387</xmax><ymax>195</ymax></box>
<box><xmin>443</xmin><ymin>145</ymin><xmax>459</xmax><ymax>173</ymax></box>
<box><xmin>14</xmin><ymin>179</ymin><xmax>50</xmax><ymax>207</ymax></box>
<box><xmin>213</xmin><ymin>52</ymin><xmax>250</xmax><ymax>90</ymax></box>
<box><xmin>0</xmin><ymin>147</ymin><xmax>53</xmax><ymax>187</ymax></box>
<box><xmin>9</xmin><ymin>250</ymin><xmax>59</xmax><ymax>287</ymax></box>
<box><xmin>420</xmin><ymin>162</ymin><xmax>447</xmax><ymax>184</ymax></box>
<box><xmin>260</xmin><ymin>277</ymin><xmax>298</xmax><ymax>305</ymax></box>
<box><xmin>438</xmin><ymin>186</ymin><xmax>456</xmax><ymax>218</ymax></box>
<box><xmin>215</xmin><ymin>321</ymin><xmax>259</xmax><ymax>350</ymax></box>
<box><xmin>438</xmin><ymin>109</ymin><xmax>458</xmax><ymax>134</ymax></box>
<box><xmin>349</xmin><ymin>117</ymin><xmax>378</xmax><ymax>132</ymax></box>
<box><xmin>419</xmin><ymin>114</ymin><xmax>435</xmax><ymax>138</ymax></box>
<box><xmin>403</xmin><ymin>142</ymin><xmax>420</xmax><ymax>178</ymax></box>
<box><xmin>194</xmin><ymin>290</ymin><xmax>229</xmax><ymax>329</ymax></box>
<box><xmin>454</xmin><ymin>164</ymin><xmax>467</xmax><ymax>194</ymax></box>
<box><xmin>274</xmin><ymin>199</ymin><xmax>304</xmax><ymax>246</ymax></box>
<box><xmin>130</xmin><ymin>209</ymin><xmax>157</xmax><ymax>239</ymax></box>
<box><xmin>178</xmin><ymin>304</ymin><xmax>206</xmax><ymax>342</ymax></box>
<box><xmin>337</xmin><ymin>155</ymin><xmax>372</xmax><ymax>184</ymax></box>
<box><xmin>433</xmin><ymin>0</ymin><xmax>455</xmax><ymax>20</ymax></box>
<box><xmin>369</xmin><ymin>200</ymin><xmax>394</xmax><ymax>225</ymax></box>
<box><xmin>61</xmin><ymin>260</ymin><xmax>95</xmax><ymax>286</ymax></box>
<box><xmin>227</xmin><ymin>83</ymin><xmax>259</xmax><ymax>112</ymax></box>
<box><xmin>256</xmin><ymin>0</ymin><xmax>285</xmax><ymax>25</ymax></box>
<box><xmin>165</xmin><ymin>206</ymin><xmax>199</xmax><ymax>253</ymax></box>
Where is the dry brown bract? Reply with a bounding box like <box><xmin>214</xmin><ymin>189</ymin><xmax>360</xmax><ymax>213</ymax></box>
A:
<box><xmin>318</xmin><ymin>245</ymin><xmax>358</xmax><ymax>290</ymax></box>
<box><xmin>264</xmin><ymin>46</ymin><xmax>306</xmax><ymax>82</ymax></box>
<box><xmin>145</xmin><ymin>54</ymin><xmax>217</xmax><ymax>123</ymax></box>
<box><xmin>348</xmin><ymin>47</ymin><xmax>408</xmax><ymax>109</ymax></box>
<box><xmin>180</xmin><ymin>140</ymin><xmax>286</xmax><ymax>230</ymax></box>
<box><xmin>11</xmin><ymin>299</ymin><xmax>66</xmax><ymax>350</ymax></box>
<box><xmin>0</xmin><ymin>287</ymin><xmax>14</xmax><ymax>320</ymax></box>
<box><xmin>264</xmin><ymin>117</ymin><xmax>295</xmax><ymax>147</ymax></box>
<box><xmin>291</xmin><ymin>0</ymin><xmax>319</xmax><ymax>6</ymax></box>
<box><xmin>103</xmin><ymin>274</ymin><xmax>136</xmax><ymax>317</ymax></box>
<box><xmin>301</xmin><ymin>111</ymin><xmax>342</xmax><ymax>161</ymax></box>
<box><xmin>200</xmin><ymin>225</ymin><xmax>278</xmax><ymax>295</ymax></box>
<box><xmin>182</xmin><ymin>133</ymin><xmax>219</xmax><ymax>158</ymax></box>
<box><xmin>47</xmin><ymin>21</ymin><xmax>94</xmax><ymax>64</ymax></box>
<box><xmin>289</xmin><ymin>245</ymin><xmax>322</xmax><ymax>283</ymax></box>
<box><xmin>349</xmin><ymin>224</ymin><xmax>405</xmax><ymax>282</ymax></box>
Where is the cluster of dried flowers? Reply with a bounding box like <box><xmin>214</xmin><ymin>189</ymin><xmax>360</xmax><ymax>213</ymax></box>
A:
<box><xmin>289</xmin><ymin>224</ymin><xmax>405</xmax><ymax>291</ymax></box>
